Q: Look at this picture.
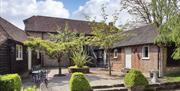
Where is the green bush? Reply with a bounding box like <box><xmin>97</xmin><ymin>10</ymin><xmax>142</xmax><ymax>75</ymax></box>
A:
<box><xmin>23</xmin><ymin>86</ymin><xmax>37</xmax><ymax>91</ymax></box>
<box><xmin>71</xmin><ymin>49</ymin><xmax>90</xmax><ymax>68</ymax></box>
<box><xmin>124</xmin><ymin>69</ymin><xmax>148</xmax><ymax>88</ymax></box>
<box><xmin>69</xmin><ymin>65</ymin><xmax>89</xmax><ymax>69</ymax></box>
<box><xmin>69</xmin><ymin>72</ymin><xmax>92</xmax><ymax>91</ymax></box>
<box><xmin>0</xmin><ymin>74</ymin><xmax>22</xmax><ymax>91</ymax></box>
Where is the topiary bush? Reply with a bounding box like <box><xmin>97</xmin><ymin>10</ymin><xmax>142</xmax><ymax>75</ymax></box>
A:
<box><xmin>69</xmin><ymin>72</ymin><xmax>92</xmax><ymax>91</ymax></box>
<box><xmin>23</xmin><ymin>86</ymin><xmax>37</xmax><ymax>91</ymax></box>
<box><xmin>124</xmin><ymin>69</ymin><xmax>148</xmax><ymax>88</ymax></box>
<box><xmin>0</xmin><ymin>74</ymin><xmax>22</xmax><ymax>91</ymax></box>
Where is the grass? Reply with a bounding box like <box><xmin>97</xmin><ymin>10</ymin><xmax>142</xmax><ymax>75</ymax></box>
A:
<box><xmin>162</xmin><ymin>73</ymin><xmax>180</xmax><ymax>82</ymax></box>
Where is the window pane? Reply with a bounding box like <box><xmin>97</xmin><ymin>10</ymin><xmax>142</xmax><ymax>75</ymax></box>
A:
<box><xmin>16</xmin><ymin>45</ymin><xmax>18</xmax><ymax>58</ymax></box>
<box><xmin>145</xmin><ymin>47</ymin><xmax>148</xmax><ymax>57</ymax></box>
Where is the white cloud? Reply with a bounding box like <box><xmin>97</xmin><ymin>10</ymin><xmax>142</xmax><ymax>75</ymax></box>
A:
<box><xmin>72</xmin><ymin>0</ymin><xmax>134</xmax><ymax>27</ymax></box>
<box><xmin>0</xmin><ymin>0</ymin><xmax>70</xmax><ymax>29</ymax></box>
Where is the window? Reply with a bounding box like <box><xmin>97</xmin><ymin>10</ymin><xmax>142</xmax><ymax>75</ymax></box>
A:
<box><xmin>16</xmin><ymin>45</ymin><xmax>23</xmax><ymax>60</ymax></box>
<box><xmin>114</xmin><ymin>49</ymin><xmax>118</xmax><ymax>58</ymax></box>
<box><xmin>142</xmin><ymin>46</ymin><xmax>149</xmax><ymax>59</ymax></box>
<box><xmin>36</xmin><ymin>50</ymin><xmax>40</xmax><ymax>59</ymax></box>
<box><xmin>98</xmin><ymin>51</ymin><xmax>103</xmax><ymax>58</ymax></box>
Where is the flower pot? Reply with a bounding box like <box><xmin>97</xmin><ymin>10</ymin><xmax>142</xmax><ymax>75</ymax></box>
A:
<box><xmin>68</xmin><ymin>67</ymin><xmax>90</xmax><ymax>73</ymax></box>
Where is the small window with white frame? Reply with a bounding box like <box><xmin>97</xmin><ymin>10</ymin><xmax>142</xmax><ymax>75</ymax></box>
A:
<box><xmin>114</xmin><ymin>49</ymin><xmax>118</xmax><ymax>58</ymax></box>
<box><xmin>16</xmin><ymin>44</ymin><xmax>23</xmax><ymax>60</ymax></box>
<box><xmin>142</xmin><ymin>46</ymin><xmax>149</xmax><ymax>59</ymax></box>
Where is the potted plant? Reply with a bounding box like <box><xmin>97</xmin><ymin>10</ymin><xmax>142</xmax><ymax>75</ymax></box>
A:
<box><xmin>124</xmin><ymin>69</ymin><xmax>149</xmax><ymax>91</ymax></box>
<box><xmin>68</xmin><ymin>49</ymin><xmax>90</xmax><ymax>73</ymax></box>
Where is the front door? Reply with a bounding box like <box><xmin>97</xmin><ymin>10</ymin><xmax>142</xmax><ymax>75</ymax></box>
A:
<box><xmin>125</xmin><ymin>48</ymin><xmax>132</xmax><ymax>68</ymax></box>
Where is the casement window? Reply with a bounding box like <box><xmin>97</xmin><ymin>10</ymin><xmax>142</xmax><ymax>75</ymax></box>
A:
<box><xmin>142</xmin><ymin>46</ymin><xmax>149</xmax><ymax>59</ymax></box>
<box><xmin>16</xmin><ymin>44</ymin><xmax>23</xmax><ymax>60</ymax></box>
<box><xmin>113</xmin><ymin>49</ymin><xmax>118</xmax><ymax>58</ymax></box>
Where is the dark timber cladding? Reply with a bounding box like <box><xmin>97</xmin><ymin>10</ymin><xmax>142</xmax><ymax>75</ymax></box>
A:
<box><xmin>0</xmin><ymin>41</ymin><xmax>10</xmax><ymax>74</ymax></box>
<box><xmin>0</xmin><ymin>17</ymin><xmax>28</xmax><ymax>75</ymax></box>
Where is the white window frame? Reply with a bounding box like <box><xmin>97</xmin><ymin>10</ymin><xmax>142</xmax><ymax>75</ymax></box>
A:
<box><xmin>16</xmin><ymin>44</ymin><xmax>23</xmax><ymax>60</ymax></box>
<box><xmin>142</xmin><ymin>45</ymin><xmax>150</xmax><ymax>59</ymax></box>
<box><xmin>114</xmin><ymin>49</ymin><xmax>118</xmax><ymax>58</ymax></box>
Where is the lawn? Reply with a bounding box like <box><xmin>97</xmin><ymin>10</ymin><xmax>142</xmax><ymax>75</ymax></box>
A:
<box><xmin>162</xmin><ymin>73</ymin><xmax>180</xmax><ymax>82</ymax></box>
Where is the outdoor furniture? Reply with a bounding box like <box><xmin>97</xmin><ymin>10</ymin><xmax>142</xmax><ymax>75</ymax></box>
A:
<box><xmin>31</xmin><ymin>69</ymin><xmax>48</xmax><ymax>83</ymax></box>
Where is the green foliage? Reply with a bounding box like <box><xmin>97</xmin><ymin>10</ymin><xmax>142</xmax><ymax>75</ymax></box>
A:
<box><xmin>155</xmin><ymin>14</ymin><xmax>180</xmax><ymax>60</ymax></box>
<box><xmin>24</xmin><ymin>24</ymin><xmax>88</xmax><ymax>74</ymax></box>
<box><xmin>71</xmin><ymin>49</ymin><xmax>90</xmax><ymax>68</ymax></box>
<box><xmin>121</xmin><ymin>0</ymin><xmax>179</xmax><ymax>27</ymax></box>
<box><xmin>22</xmin><ymin>86</ymin><xmax>37</xmax><ymax>91</ymax></box>
<box><xmin>69</xmin><ymin>72</ymin><xmax>92</xmax><ymax>91</ymax></box>
<box><xmin>69</xmin><ymin>65</ymin><xmax>89</xmax><ymax>69</ymax></box>
<box><xmin>86</xmin><ymin>6</ymin><xmax>126</xmax><ymax>75</ymax></box>
<box><xmin>124</xmin><ymin>69</ymin><xmax>148</xmax><ymax>88</ymax></box>
<box><xmin>163</xmin><ymin>73</ymin><xmax>180</xmax><ymax>82</ymax></box>
<box><xmin>0</xmin><ymin>74</ymin><xmax>21</xmax><ymax>91</ymax></box>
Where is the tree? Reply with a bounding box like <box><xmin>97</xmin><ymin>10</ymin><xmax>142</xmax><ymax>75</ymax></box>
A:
<box><xmin>87</xmin><ymin>6</ymin><xmax>126</xmax><ymax>76</ymax></box>
<box><xmin>121</xmin><ymin>0</ymin><xmax>179</xmax><ymax>27</ymax></box>
<box><xmin>121</xmin><ymin>0</ymin><xmax>180</xmax><ymax>60</ymax></box>
<box><xmin>24</xmin><ymin>25</ymin><xmax>84</xmax><ymax>76</ymax></box>
<box><xmin>155</xmin><ymin>14</ymin><xmax>180</xmax><ymax>60</ymax></box>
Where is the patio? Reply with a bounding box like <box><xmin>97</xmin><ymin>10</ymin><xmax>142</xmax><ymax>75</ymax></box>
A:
<box><xmin>22</xmin><ymin>68</ymin><xmax>124</xmax><ymax>91</ymax></box>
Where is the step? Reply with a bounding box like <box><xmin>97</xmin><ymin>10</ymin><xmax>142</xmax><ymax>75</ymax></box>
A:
<box><xmin>93</xmin><ymin>87</ymin><xmax>128</xmax><ymax>91</ymax></box>
<box><xmin>92</xmin><ymin>84</ymin><xmax>124</xmax><ymax>89</ymax></box>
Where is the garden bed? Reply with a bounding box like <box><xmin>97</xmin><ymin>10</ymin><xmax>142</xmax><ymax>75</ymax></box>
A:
<box><xmin>68</xmin><ymin>66</ymin><xmax>90</xmax><ymax>73</ymax></box>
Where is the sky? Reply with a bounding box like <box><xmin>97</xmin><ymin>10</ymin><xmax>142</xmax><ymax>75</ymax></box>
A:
<box><xmin>0</xmin><ymin>0</ymin><xmax>133</xmax><ymax>29</ymax></box>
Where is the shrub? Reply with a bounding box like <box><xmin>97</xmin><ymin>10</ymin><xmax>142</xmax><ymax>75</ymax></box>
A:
<box><xmin>71</xmin><ymin>49</ymin><xmax>90</xmax><ymax>68</ymax></box>
<box><xmin>0</xmin><ymin>74</ymin><xmax>22</xmax><ymax>91</ymax></box>
<box><xmin>69</xmin><ymin>72</ymin><xmax>92</xmax><ymax>91</ymax></box>
<box><xmin>124</xmin><ymin>69</ymin><xmax>148</xmax><ymax>88</ymax></box>
<box><xmin>69</xmin><ymin>65</ymin><xmax>89</xmax><ymax>69</ymax></box>
<box><xmin>23</xmin><ymin>86</ymin><xmax>37</xmax><ymax>91</ymax></box>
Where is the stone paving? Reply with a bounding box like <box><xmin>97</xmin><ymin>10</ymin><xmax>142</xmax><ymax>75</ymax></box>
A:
<box><xmin>22</xmin><ymin>68</ymin><xmax>124</xmax><ymax>91</ymax></box>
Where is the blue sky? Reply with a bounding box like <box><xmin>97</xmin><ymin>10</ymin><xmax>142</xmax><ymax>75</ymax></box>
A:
<box><xmin>0</xmin><ymin>0</ymin><xmax>132</xmax><ymax>29</ymax></box>
<box><xmin>58</xmin><ymin>0</ymin><xmax>88</xmax><ymax>13</ymax></box>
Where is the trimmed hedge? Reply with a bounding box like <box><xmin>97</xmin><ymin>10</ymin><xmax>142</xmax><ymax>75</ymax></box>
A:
<box><xmin>0</xmin><ymin>74</ymin><xmax>22</xmax><ymax>91</ymax></box>
<box><xmin>69</xmin><ymin>72</ymin><xmax>92</xmax><ymax>91</ymax></box>
<box><xmin>124</xmin><ymin>69</ymin><xmax>148</xmax><ymax>88</ymax></box>
<box><xmin>23</xmin><ymin>86</ymin><xmax>37</xmax><ymax>91</ymax></box>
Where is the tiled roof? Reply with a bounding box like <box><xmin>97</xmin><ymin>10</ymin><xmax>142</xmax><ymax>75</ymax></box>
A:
<box><xmin>113</xmin><ymin>25</ymin><xmax>159</xmax><ymax>47</ymax></box>
<box><xmin>24</xmin><ymin>16</ymin><xmax>92</xmax><ymax>34</ymax></box>
<box><xmin>0</xmin><ymin>17</ymin><xmax>27</xmax><ymax>42</ymax></box>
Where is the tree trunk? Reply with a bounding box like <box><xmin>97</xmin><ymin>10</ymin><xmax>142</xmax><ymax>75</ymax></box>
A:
<box><xmin>58</xmin><ymin>58</ymin><xmax>62</xmax><ymax>75</ymax></box>
<box><xmin>108</xmin><ymin>50</ymin><xmax>112</xmax><ymax>76</ymax></box>
<box><xmin>105</xmin><ymin>49</ymin><xmax>112</xmax><ymax>76</ymax></box>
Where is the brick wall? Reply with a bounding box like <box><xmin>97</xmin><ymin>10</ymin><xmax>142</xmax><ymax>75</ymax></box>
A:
<box><xmin>111</xmin><ymin>44</ymin><xmax>159</xmax><ymax>73</ymax></box>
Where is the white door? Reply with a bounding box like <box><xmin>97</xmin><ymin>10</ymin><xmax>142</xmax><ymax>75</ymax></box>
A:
<box><xmin>125</xmin><ymin>48</ymin><xmax>132</xmax><ymax>68</ymax></box>
<box><xmin>28</xmin><ymin>47</ymin><xmax>32</xmax><ymax>70</ymax></box>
